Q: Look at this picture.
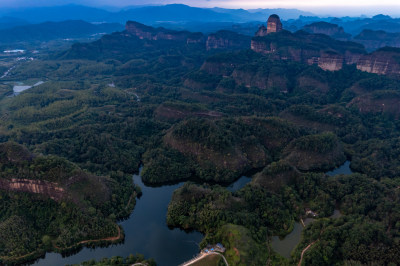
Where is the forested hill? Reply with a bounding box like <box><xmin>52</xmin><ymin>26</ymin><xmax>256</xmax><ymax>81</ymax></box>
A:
<box><xmin>0</xmin><ymin>15</ymin><xmax>399</xmax><ymax>266</ymax></box>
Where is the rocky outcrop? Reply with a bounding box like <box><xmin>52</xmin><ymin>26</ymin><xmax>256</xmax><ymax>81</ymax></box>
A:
<box><xmin>125</xmin><ymin>21</ymin><xmax>204</xmax><ymax>44</ymax></box>
<box><xmin>356</xmin><ymin>47</ymin><xmax>400</xmax><ymax>75</ymax></box>
<box><xmin>354</xmin><ymin>30</ymin><xmax>400</xmax><ymax>52</ymax></box>
<box><xmin>206</xmin><ymin>30</ymin><xmax>251</xmax><ymax>51</ymax></box>
<box><xmin>303</xmin><ymin>22</ymin><xmax>351</xmax><ymax>41</ymax></box>
<box><xmin>0</xmin><ymin>178</ymin><xmax>64</xmax><ymax>201</ymax></box>
<box><xmin>267</xmin><ymin>14</ymin><xmax>283</xmax><ymax>34</ymax></box>
<box><xmin>251</xmin><ymin>25</ymin><xmax>366</xmax><ymax>72</ymax></box>
<box><xmin>255</xmin><ymin>25</ymin><xmax>268</xmax><ymax>37</ymax></box>
<box><xmin>318</xmin><ymin>51</ymin><xmax>344</xmax><ymax>71</ymax></box>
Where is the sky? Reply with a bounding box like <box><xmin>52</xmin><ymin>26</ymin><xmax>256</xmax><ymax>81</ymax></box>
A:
<box><xmin>0</xmin><ymin>0</ymin><xmax>399</xmax><ymax>16</ymax></box>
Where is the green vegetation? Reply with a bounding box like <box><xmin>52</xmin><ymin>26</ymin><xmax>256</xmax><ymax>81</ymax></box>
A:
<box><xmin>0</xmin><ymin>25</ymin><xmax>400</xmax><ymax>265</ymax></box>
<box><xmin>70</xmin><ymin>254</ymin><xmax>156</xmax><ymax>266</ymax></box>
<box><xmin>0</xmin><ymin>142</ymin><xmax>138</xmax><ymax>264</ymax></box>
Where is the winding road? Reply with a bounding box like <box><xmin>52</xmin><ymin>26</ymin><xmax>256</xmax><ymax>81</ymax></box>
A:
<box><xmin>297</xmin><ymin>240</ymin><xmax>318</xmax><ymax>266</ymax></box>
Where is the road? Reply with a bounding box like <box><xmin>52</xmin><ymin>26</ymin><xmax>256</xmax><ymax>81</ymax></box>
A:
<box><xmin>297</xmin><ymin>240</ymin><xmax>318</xmax><ymax>266</ymax></box>
<box><xmin>54</xmin><ymin>224</ymin><xmax>121</xmax><ymax>250</ymax></box>
<box><xmin>1</xmin><ymin>65</ymin><xmax>16</xmax><ymax>78</ymax></box>
<box><xmin>180</xmin><ymin>251</ymin><xmax>229</xmax><ymax>266</ymax></box>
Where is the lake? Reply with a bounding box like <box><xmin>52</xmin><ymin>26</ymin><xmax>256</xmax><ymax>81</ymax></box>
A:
<box><xmin>34</xmin><ymin>169</ymin><xmax>203</xmax><ymax>266</ymax></box>
<box><xmin>33</xmin><ymin>170</ymin><xmax>251</xmax><ymax>266</ymax></box>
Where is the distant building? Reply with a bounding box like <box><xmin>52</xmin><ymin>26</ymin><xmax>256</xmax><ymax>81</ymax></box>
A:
<box><xmin>216</xmin><ymin>243</ymin><xmax>226</xmax><ymax>252</ymax></box>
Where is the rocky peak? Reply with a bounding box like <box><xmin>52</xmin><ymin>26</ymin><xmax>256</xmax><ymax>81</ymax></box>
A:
<box><xmin>267</xmin><ymin>14</ymin><xmax>283</xmax><ymax>34</ymax></box>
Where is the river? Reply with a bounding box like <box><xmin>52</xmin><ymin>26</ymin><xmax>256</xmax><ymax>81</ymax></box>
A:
<box><xmin>326</xmin><ymin>160</ymin><xmax>352</xmax><ymax>176</ymax></box>
<box><xmin>32</xmin><ymin>162</ymin><xmax>350</xmax><ymax>264</ymax></box>
<box><xmin>33</xmin><ymin>171</ymin><xmax>251</xmax><ymax>266</ymax></box>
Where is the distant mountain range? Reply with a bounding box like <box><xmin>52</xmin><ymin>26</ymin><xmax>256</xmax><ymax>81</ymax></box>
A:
<box><xmin>285</xmin><ymin>14</ymin><xmax>400</xmax><ymax>35</ymax></box>
<box><xmin>0</xmin><ymin>20</ymin><xmax>123</xmax><ymax>44</ymax></box>
<box><xmin>0</xmin><ymin>4</ymin><xmax>314</xmax><ymax>25</ymax></box>
<box><xmin>0</xmin><ymin>4</ymin><xmax>399</xmax><ymax>51</ymax></box>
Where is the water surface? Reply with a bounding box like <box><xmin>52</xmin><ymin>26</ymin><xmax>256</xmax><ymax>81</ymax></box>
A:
<box><xmin>271</xmin><ymin>222</ymin><xmax>303</xmax><ymax>258</ymax></box>
<box><xmin>227</xmin><ymin>175</ymin><xmax>251</xmax><ymax>192</ymax></box>
<box><xmin>326</xmin><ymin>161</ymin><xmax>352</xmax><ymax>176</ymax></box>
<box><xmin>271</xmin><ymin>161</ymin><xmax>352</xmax><ymax>258</ymax></box>
<box><xmin>34</xmin><ymin>170</ymin><xmax>203</xmax><ymax>266</ymax></box>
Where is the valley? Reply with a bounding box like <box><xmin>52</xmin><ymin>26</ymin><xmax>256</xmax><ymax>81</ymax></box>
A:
<box><xmin>0</xmin><ymin>6</ymin><xmax>399</xmax><ymax>266</ymax></box>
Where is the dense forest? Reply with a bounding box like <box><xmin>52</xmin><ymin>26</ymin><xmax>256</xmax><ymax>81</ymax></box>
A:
<box><xmin>0</xmin><ymin>23</ymin><xmax>399</xmax><ymax>265</ymax></box>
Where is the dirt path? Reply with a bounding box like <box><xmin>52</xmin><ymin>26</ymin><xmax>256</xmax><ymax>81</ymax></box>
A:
<box><xmin>297</xmin><ymin>240</ymin><xmax>318</xmax><ymax>266</ymax></box>
<box><xmin>54</xmin><ymin>224</ymin><xmax>121</xmax><ymax>250</ymax></box>
<box><xmin>0</xmin><ymin>250</ymin><xmax>38</xmax><ymax>262</ymax></box>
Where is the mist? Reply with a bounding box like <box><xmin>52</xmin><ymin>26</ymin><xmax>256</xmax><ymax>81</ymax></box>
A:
<box><xmin>0</xmin><ymin>0</ymin><xmax>399</xmax><ymax>17</ymax></box>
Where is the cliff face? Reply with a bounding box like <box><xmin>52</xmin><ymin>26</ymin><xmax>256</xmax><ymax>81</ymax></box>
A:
<box><xmin>267</xmin><ymin>14</ymin><xmax>283</xmax><ymax>34</ymax></box>
<box><xmin>356</xmin><ymin>47</ymin><xmax>400</xmax><ymax>75</ymax></box>
<box><xmin>0</xmin><ymin>178</ymin><xmax>64</xmax><ymax>201</ymax></box>
<box><xmin>206</xmin><ymin>30</ymin><xmax>251</xmax><ymax>51</ymax></box>
<box><xmin>250</xmin><ymin>29</ymin><xmax>369</xmax><ymax>72</ymax></box>
<box><xmin>125</xmin><ymin>21</ymin><xmax>204</xmax><ymax>44</ymax></box>
<box><xmin>354</xmin><ymin>30</ymin><xmax>400</xmax><ymax>52</ymax></box>
<box><xmin>318</xmin><ymin>52</ymin><xmax>344</xmax><ymax>71</ymax></box>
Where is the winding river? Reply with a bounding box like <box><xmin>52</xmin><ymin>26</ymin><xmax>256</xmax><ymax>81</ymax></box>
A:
<box><xmin>32</xmin><ymin>162</ymin><xmax>351</xmax><ymax>264</ymax></box>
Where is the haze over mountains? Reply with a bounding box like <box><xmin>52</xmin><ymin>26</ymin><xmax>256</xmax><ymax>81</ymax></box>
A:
<box><xmin>1</xmin><ymin>2</ymin><xmax>400</xmax><ymax>266</ymax></box>
<box><xmin>0</xmin><ymin>4</ymin><xmax>399</xmax><ymax>49</ymax></box>
<box><xmin>0</xmin><ymin>4</ymin><xmax>314</xmax><ymax>24</ymax></box>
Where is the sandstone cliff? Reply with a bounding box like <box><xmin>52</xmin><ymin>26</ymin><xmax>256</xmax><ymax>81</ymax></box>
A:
<box><xmin>250</xmin><ymin>29</ymin><xmax>366</xmax><ymax>72</ymax></box>
<box><xmin>356</xmin><ymin>47</ymin><xmax>400</xmax><ymax>75</ymax></box>
<box><xmin>0</xmin><ymin>178</ymin><xmax>64</xmax><ymax>201</ymax></box>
